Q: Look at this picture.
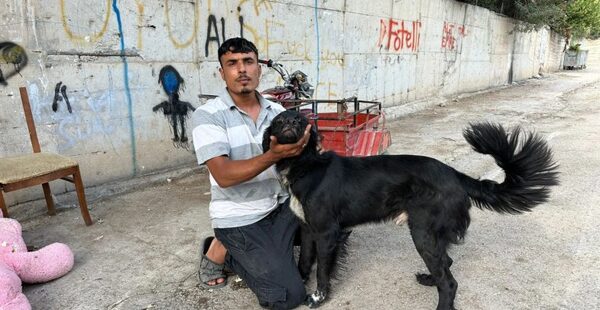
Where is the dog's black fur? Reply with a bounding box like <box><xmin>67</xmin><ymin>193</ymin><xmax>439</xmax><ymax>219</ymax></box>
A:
<box><xmin>263</xmin><ymin>110</ymin><xmax>559</xmax><ymax>310</ymax></box>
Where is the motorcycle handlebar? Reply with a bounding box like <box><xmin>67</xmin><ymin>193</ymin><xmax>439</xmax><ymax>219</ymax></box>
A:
<box><xmin>258</xmin><ymin>59</ymin><xmax>273</xmax><ymax>67</ymax></box>
<box><xmin>259</xmin><ymin>59</ymin><xmax>290</xmax><ymax>82</ymax></box>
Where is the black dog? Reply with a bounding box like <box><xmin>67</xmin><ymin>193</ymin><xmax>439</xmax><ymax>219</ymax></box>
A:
<box><xmin>262</xmin><ymin>110</ymin><xmax>559</xmax><ymax>310</ymax></box>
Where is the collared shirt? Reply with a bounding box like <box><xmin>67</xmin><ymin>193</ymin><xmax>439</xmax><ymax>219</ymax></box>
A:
<box><xmin>192</xmin><ymin>88</ymin><xmax>288</xmax><ymax>228</ymax></box>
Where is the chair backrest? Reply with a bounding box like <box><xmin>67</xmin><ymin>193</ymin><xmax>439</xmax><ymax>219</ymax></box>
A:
<box><xmin>19</xmin><ymin>87</ymin><xmax>41</xmax><ymax>153</ymax></box>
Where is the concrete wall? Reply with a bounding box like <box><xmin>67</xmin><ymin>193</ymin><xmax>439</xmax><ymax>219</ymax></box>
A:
<box><xmin>0</xmin><ymin>0</ymin><xmax>565</xmax><ymax>204</ymax></box>
<box><xmin>581</xmin><ymin>39</ymin><xmax>600</xmax><ymax>68</ymax></box>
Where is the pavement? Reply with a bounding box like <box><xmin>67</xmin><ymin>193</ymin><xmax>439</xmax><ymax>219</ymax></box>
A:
<box><xmin>10</xmin><ymin>68</ymin><xmax>600</xmax><ymax>309</ymax></box>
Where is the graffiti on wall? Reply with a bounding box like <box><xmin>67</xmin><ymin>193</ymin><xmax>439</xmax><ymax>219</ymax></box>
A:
<box><xmin>242</xmin><ymin>19</ymin><xmax>284</xmax><ymax>59</ymax></box>
<box><xmin>135</xmin><ymin>0</ymin><xmax>145</xmax><ymax>49</ymax></box>
<box><xmin>54</xmin><ymin>1</ymin><xmax>338</xmax><ymax>146</ymax></box>
<box><xmin>166</xmin><ymin>2</ymin><xmax>247</xmax><ymax>55</ymax></box>
<box><xmin>52</xmin><ymin>82</ymin><xmax>73</xmax><ymax>113</ymax></box>
<box><xmin>316</xmin><ymin>81</ymin><xmax>339</xmax><ymax>100</ymax></box>
<box><xmin>377</xmin><ymin>18</ymin><xmax>422</xmax><ymax>53</ymax></box>
<box><xmin>60</xmin><ymin>0</ymin><xmax>111</xmax><ymax>43</ymax></box>
<box><xmin>152</xmin><ymin>65</ymin><xmax>196</xmax><ymax>148</ymax></box>
<box><xmin>165</xmin><ymin>0</ymin><xmax>199</xmax><ymax>49</ymax></box>
<box><xmin>441</xmin><ymin>22</ymin><xmax>467</xmax><ymax>51</ymax></box>
<box><xmin>242</xmin><ymin>0</ymin><xmax>273</xmax><ymax>15</ymax></box>
<box><xmin>382</xmin><ymin>55</ymin><xmax>406</xmax><ymax>65</ymax></box>
<box><xmin>112</xmin><ymin>0</ymin><xmax>139</xmax><ymax>174</ymax></box>
<box><xmin>27</xmin><ymin>70</ymin><xmax>119</xmax><ymax>152</ymax></box>
<box><xmin>60</xmin><ymin>1</ymin><xmax>246</xmax><ymax>57</ymax></box>
<box><xmin>0</xmin><ymin>42</ymin><xmax>28</xmax><ymax>86</ymax></box>
<box><xmin>205</xmin><ymin>14</ymin><xmax>228</xmax><ymax>57</ymax></box>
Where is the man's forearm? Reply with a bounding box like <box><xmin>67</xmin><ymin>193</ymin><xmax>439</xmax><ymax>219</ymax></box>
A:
<box><xmin>206</xmin><ymin>126</ymin><xmax>311</xmax><ymax>188</ymax></box>
<box><xmin>206</xmin><ymin>151</ymin><xmax>281</xmax><ymax>188</ymax></box>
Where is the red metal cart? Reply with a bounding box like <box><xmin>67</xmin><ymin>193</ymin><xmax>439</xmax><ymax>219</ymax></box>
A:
<box><xmin>280</xmin><ymin>97</ymin><xmax>391</xmax><ymax>156</ymax></box>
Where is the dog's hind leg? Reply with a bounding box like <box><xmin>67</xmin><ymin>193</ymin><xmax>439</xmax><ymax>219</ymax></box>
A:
<box><xmin>410</xmin><ymin>228</ymin><xmax>457</xmax><ymax>310</ymax></box>
<box><xmin>416</xmin><ymin>253</ymin><xmax>453</xmax><ymax>286</ymax></box>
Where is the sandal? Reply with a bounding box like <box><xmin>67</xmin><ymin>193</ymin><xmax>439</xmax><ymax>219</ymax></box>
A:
<box><xmin>198</xmin><ymin>236</ymin><xmax>227</xmax><ymax>288</ymax></box>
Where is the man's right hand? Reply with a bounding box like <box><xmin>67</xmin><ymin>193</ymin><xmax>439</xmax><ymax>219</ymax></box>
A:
<box><xmin>268</xmin><ymin>124</ymin><xmax>312</xmax><ymax>160</ymax></box>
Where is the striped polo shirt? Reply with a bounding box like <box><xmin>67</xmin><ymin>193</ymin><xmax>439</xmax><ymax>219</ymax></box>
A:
<box><xmin>192</xmin><ymin>88</ymin><xmax>288</xmax><ymax>228</ymax></box>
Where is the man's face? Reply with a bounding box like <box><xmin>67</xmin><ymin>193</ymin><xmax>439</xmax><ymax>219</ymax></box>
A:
<box><xmin>219</xmin><ymin>51</ymin><xmax>261</xmax><ymax>95</ymax></box>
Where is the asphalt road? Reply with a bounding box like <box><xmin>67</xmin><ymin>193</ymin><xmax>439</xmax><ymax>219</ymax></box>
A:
<box><xmin>16</xmin><ymin>68</ymin><xmax>600</xmax><ymax>309</ymax></box>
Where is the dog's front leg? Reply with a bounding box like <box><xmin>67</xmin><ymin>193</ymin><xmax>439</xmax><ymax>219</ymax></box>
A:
<box><xmin>305</xmin><ymin>231</ymin><xmax>338</xmax><ymax>308</ymax></box>
<box><xmin>298</xmin><ymin>226</ymin><xmax>316</xmax><ymax>282</ymax></box>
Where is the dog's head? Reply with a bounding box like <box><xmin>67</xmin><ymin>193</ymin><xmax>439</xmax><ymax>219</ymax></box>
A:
<box><xmin>262</xmin><ymin>110</ymin><xmax>319</xmax><ymax>157</ymax></box>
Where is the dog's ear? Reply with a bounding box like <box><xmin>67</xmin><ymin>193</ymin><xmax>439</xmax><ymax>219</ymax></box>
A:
<box><xmin>262</xmin><ymin>124</ymin><xmax>273</xmax><ymax>153</ymax></box>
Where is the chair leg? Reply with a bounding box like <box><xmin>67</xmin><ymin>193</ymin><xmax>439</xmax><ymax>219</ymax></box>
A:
<box><xmin>73</xmin><ymin>168</ymin><xmax>93</xmax><ymax>226</ymax></box>
<box><xmin>0</xmin><ymin>191</ymin><xmax>9</xmax><ymax>218</ymax></box>
<box><xmin>42</xmin><ymin>183</ymin><xmax>57</xmax><ymax>216</ymax></box>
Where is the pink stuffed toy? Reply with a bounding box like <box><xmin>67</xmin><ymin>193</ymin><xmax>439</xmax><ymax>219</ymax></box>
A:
<box><xmin>0</xmin><ymin>210</ymin><xmax>74</xmax><ymax>310</ymax></box>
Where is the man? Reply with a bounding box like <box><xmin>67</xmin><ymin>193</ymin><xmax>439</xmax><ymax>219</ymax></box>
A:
<box><xmin>191</xmin><ymin>37</ymin><xmax>310</xmax><ymax>309</ymax></box>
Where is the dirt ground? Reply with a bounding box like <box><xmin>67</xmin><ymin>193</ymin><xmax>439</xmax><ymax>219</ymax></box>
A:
<box><xmin>10</xmin><ymin>68</ymin><xmax>600</xmax><ymax>309</ymax></box>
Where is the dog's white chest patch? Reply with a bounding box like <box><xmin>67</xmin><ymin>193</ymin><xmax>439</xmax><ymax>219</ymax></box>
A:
<box><xmin>289</xmin><ymin>193</ymin><xmax>306</xmax><ymax>223</ymax></box>
<box><xmin>280</xmin><ymin>169</ymin><xmax>306</xmax><ymax>223</ymax></box>
<box><xmin>280</xmin><ymin>168</ymin><xmax>290</xmax><ymax>187</ymax></box>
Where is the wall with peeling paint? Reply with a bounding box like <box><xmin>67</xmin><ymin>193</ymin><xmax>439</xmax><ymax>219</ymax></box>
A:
<box><xmin>0</xmin><ymin>0</ymin><xmax>564</xmax><ymax>205</ymax></box>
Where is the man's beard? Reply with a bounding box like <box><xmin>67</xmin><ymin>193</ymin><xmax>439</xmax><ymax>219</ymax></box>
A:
<box><xmin>240</xmin><ymin>87</ymin><xmax>253</xmax><ymax>94</ymax></box>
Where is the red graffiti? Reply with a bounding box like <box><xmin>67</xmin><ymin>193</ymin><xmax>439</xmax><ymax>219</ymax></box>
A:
<box><xmin>441</xmin><ymin>22</ymin><xmax>467</xmax><ymax>50</ymax></box>
<box><xmin>377</xmin><ymin>18</ymin><xmax>421</xmax><ymax>53</ymax></box>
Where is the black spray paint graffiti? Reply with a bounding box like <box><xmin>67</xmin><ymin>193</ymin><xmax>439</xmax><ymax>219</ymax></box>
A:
<box><xmin>204</xmin><ymin>8</ymin><xmax>244</xmax><ymax>57</ymax></box>
<box><xmin>153</xmin><ymin>65</ymin><xmax>196</xmax><ymax>147</ymax></box>
<box><xmin>0</xmin><ymin>42</ymin><xmax>28</xmax><ymax>86</ymax></box>
<box><xmin>52</xmin><ymin>81</ymin><xmax>73</xmax><ymax>113</ymax></box>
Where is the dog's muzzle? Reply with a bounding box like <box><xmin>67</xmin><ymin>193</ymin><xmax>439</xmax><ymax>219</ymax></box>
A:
<box><xmin>277</xmin><ymin>123</ymin><xmax>302</xmax><ymax>144</ymax></box>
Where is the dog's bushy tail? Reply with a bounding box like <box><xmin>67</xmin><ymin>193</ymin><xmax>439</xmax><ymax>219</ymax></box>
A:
<box><xmin>458</xmin><ymin>122</ymin><xmax>559</xmax><ymax>214</ymax></box>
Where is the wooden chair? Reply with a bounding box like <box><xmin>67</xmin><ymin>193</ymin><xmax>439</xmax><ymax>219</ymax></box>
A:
<box><xmin>0</xmin><ymin>87</ymin><xmax>93</xmax><ymax>226</ymax></box>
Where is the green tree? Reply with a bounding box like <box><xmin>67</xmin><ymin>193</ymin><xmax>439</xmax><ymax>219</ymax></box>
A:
<box><xmin>564</xmin><ymin>0</ymin><xmax>600</xmax><ymax>39</ymax></box>
<box><xmin>457</xmin><ymin>0</ymin><xmax>600</xmax><ymax>42</ymax></box>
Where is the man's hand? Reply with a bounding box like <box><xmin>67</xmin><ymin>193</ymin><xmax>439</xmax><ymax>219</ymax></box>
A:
<box><xmin>205</xmin><ymin>124</ymin><xmax>311</xmax><ymax>188</ymax></box>
<box><xmin>268</xmin><ymin>124</ymin><xmax>312</xmax><ymax>160</ymax></box>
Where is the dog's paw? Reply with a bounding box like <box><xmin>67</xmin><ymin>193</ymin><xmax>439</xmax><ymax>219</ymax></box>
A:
<box><xmin>304</xmin><ymin>290</ymin><xmax>326</xmax><ymax>308</ymax></box>
<box><xmin>416</xmin><ymin>273</ymin><xmax>436</xmax><ymax>286</ymax></box>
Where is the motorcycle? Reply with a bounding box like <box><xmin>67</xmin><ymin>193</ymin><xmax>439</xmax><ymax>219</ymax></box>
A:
<box><xmin>258</xmin><ymin>59</ymin><xmax>314</xmax><ymax>105</ymax></box>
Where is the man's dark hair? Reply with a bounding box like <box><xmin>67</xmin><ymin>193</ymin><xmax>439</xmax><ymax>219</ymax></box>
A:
<box><xmin>218</xmin><ymin>38</ymin><xmax>259</xmax><ymax>66</ymax></box>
